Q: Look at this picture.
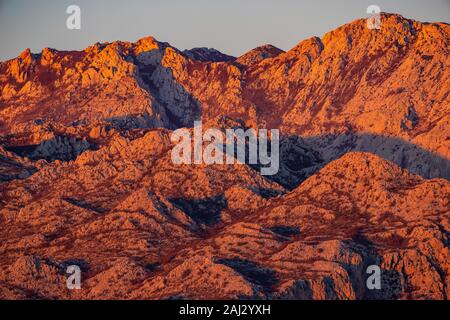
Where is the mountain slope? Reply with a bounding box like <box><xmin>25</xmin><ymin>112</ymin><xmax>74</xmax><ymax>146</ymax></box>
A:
<box><xmin>1</xmin><ymin>152</ymin><xmax>448</xmax><ymax>299</ymax></box>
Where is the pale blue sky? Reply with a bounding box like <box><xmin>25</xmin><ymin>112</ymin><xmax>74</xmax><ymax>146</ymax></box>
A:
<box><xmin>0</xmin><ymin>0</ymin><xmax>449</xmax><ymax>61</ymax></box>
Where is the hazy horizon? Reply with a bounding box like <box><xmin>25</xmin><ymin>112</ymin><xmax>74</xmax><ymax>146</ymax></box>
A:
<box><xmin>0</xmin><ymin>0</ymin><xmax>449</xmax><ymax>61</ymax></box>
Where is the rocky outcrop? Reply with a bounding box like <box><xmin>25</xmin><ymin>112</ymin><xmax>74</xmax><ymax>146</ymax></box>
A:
<box><xmin>183</xmin><ymin>47</ymin><xmax>236</xmax><ymax>62</ymax></box>
<box><xmin>6</xmin><ymin>135</ymin><xmax>90</xmax><ymax>162</ymax></box>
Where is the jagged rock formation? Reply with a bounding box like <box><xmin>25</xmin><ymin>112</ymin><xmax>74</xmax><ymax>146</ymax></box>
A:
<box><xmin>183</xmin><ymin>47</ymin><xmax>236</xmax><ymax>63</ymax></box>
<box><xmin>236</xmin><ymin>44</ymin><xmax>285</xmax><ymax>67</ymax></box>
<box><xmin>0</xmin><ymin>13</ymin><xmax>449</xmax><ymax>300</ymax></box>
<box><xmin>1</xmin><ymin>14</ymin><xmax>448</xmax><ymax>179</ymax></box>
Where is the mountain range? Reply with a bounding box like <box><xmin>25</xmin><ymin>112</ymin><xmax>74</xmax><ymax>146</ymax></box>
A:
<box><xmin>0</xmin><ymin>13</ymin><xmax>449</xmax><ymax>299</ymax></box>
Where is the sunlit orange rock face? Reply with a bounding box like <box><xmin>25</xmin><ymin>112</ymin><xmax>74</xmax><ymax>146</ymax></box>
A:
<box><xmin>0</xmin><ymin>13</ymin><xmax>449</xmax><ymax>300</ymax></box>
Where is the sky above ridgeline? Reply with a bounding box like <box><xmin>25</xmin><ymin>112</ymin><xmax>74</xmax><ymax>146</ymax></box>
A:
<box><xmin>0</xmin><ymin>0</ymin><xmax>449</xmax><ymax>61</ymax></box>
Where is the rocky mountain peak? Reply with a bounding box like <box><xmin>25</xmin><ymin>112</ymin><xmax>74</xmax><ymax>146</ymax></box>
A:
<box><xmin>236</xmin><ymin>44</ymin><xmax>285</xmax><ymax>67</ymax></box>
